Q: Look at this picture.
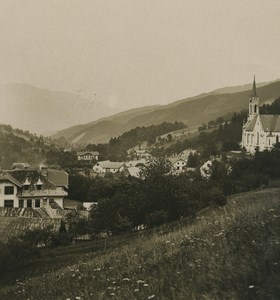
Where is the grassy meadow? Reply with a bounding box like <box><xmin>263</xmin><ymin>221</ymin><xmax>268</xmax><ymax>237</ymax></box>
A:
<box><xmin>1</xmin><ymin>188</ymin><xmax>280</xmax><ymax>299</ymax></box>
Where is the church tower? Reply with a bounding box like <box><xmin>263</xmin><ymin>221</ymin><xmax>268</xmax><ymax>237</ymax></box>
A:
<box><xmin>248</xmin><ymin>76</ymin><xmax>259</xmax><ymax>120</ymax></box>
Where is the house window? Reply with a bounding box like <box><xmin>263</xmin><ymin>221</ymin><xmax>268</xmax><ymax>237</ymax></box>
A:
<box><xmin>35</xmin><ymin>199</ymin><xmax>40</xmax><ymax>208</ymax></box>
<box><xmin>27</xmin><ymin>199</ymin><xmax>32</xmax><ymax>208</ymax></box>
<box><xmin>4</xmin><ymin>186</ymin><xmax>14</xmax><ymax>195</ymax></box>
<box><xmin>37</xmin><ymin>185</ymin><xmax>42</xmax><ymax>191</ymax></box>
<box><xmin>277</xmin><ymin>136</ymin><xmax>279</xmax><ymax>144</ymax></box>
<box><xmin>19</xmin><ymin>199</ymin><xmax>24</xmax><ymax>208</ymax></box>
<box><xmin>4</xmin><ymin>200</ymin><xmax>14</xmax><ymax>208</ymax></box>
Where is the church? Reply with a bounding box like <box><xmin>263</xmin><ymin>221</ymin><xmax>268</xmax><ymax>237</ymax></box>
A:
<box><xmin>241</xmin><ymin>77</ymin><xmax>280</xmax><ymax>154</ymax></box>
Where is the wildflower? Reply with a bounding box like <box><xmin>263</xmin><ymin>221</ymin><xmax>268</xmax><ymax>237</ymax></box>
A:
<box><xmin>134</xmin><ymin>289</ymin><xmax>139</xmax><ymax>292</ymax></box>
<box><xmin>75</xmin><ymin>297</ymin><xmax>81</xmax><ymax>300</ymax></box>
<box><xmin>123</xmin><ymin>278</ymin><xmax>131</xmax><ymax>281</ymax></box>
<box><xmin>273</xmin><ymin>262</ymin><xmax>278</xmax><ymax>265</ymax></box>
<box><xmin>144</xmin><ymin>283</ymin><xmax>149</xmax><ymax>287</ymax></box>
<box><xmin>148</xmin><ymin>295</ymin><xmax>155</xmax><ymax>299</ymax></box>
<box><xmin>137</xmin><ymin>280</ymin><xmax>145</xmax><ymax>284</ymax></box>
<box><xmin>249</xmin><ymin>285</ymin><xmax>254</xmax><ymax>289</ymax></box>
<box><xmin>110</xmin><ymin>293</ymin><xmax>116</xmax><ymax>296</ymax></box>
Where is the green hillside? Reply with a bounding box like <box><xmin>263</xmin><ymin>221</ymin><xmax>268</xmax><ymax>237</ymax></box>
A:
<box><xmin>53</xmin><ymin>80</ymin><xmax>280</xmax><ymax>145</ymax></box>
<box><xmin>1</xmin><ymin>188</ymin><xmax>280</xmax><ymax>299</ymax></box>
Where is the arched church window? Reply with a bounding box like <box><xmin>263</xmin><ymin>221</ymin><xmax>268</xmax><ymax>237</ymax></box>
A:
<box><xmin>254</xmin><ymin>105</ymin><xmax>257</xmax><ymax>113</ymax></box>
<box><xmin>276</xmin><ymin>136</ymin><xmax>279</xmax><ymax>144</ymax></box>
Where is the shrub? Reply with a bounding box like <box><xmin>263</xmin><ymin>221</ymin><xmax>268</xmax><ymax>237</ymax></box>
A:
<box><xmin>145</xmin><ymin>210</ymin><xmax>169</xmax><ymax>228</ymax></box>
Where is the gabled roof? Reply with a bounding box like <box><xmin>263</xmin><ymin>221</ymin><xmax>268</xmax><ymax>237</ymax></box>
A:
<box><xmin>98</xmin><ymin>161</ymin><xmax>124</xmax><ymax>169</ymax></box>
<box><xmin>244</xmin><ymin>114</ymin><xmax>280</xmax><ymax>133</ymax></box>
<box><xmin>168</xmin><ymin>157</ymin><xmax>187</xmax><ymax>165</ymax></box>
<box><xmin>77</xmin><ymin>151</ymin><xmax>99</xmax><ymax>156</ymax></box>
<box><xmin>47</xmin><ymin>169</ymin><xmax>69</xmax><ymax>187</ymax></box>
<box><xmin>244</xmin><ymin>116</ymin><xmax>258</xmax><ymax>131</ymax></box>
<box><xmin>0</xmin><ymin>208</ymin><xmax>61</xmax><ymax>242</ymax></box>
<box><xmin>0</xmin><ymin>173</ymin><xmax>23</xmax><ymax>187</ymax></box>
<box><xmin>127</xmin><ymin>166</ymin><xmax>141</xmax><ymax>178</ymax></box>
<box><xmin>259</xmin><ymin>115</ymin><xmax>280</xmax><ymax>132</ymax></box>
<box><xmin>8</xmin><ymin>170</ymin><xmax>56</xmax><ymax>189</ymax></box>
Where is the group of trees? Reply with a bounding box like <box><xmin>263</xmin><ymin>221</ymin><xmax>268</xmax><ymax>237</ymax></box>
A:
<box><xmin>260</xmin><ymin>96</ymin><xmax>280</xmax><ymax>114</ymax></box>
<box><xmin>85</xmin><ymin>121</ymin><xmax>186</xmax><ymax>161</ymax></box>
<box><xmin>88</xmin><ymin>158</ymin><xmax>226</xmax><ymax>233</ymax></box>
<box><xmin>151</xmin><ymin>112</ymin><xmax>246</xmax><ymax>158</ymax></box>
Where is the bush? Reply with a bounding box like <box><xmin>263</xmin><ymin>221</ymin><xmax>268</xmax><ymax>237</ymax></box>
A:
<box><xmin>145</xmin><ymin>210</ymin><xmax>169</xmax><ymax>228</ymax></box>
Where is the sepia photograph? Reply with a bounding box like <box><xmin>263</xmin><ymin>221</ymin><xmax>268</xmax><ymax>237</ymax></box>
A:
<box><xmin>0</xmin><ymin>0</ymin><xmax>280</xmax><ymax>299</ymax></box>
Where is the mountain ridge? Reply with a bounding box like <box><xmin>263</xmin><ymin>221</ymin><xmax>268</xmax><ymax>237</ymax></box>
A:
<box><xmin>0</xmin><ymin>83</ymin><xmax>116</xmax><ymax>135</ymax></box>
<box><xmin>53</xmin><ymin>79</ymin><xmax>280</xmax><ymax>145</ymax></box>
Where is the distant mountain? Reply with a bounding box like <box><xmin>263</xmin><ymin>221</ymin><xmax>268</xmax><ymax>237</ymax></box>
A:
<box><xmin>0</xmin><ymin>84</ymin><xmax>114</xmax><ymax>135</ymax></box>
<box><xmin>53</xmin><ymin>79</ymin><xmax>280</xmax><ymax>145</ymax></box>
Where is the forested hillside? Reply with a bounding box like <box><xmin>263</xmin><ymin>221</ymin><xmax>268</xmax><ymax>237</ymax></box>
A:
<box><xmin>53</xmin><ymin>80</ymin><xmax>280</xmax><ymax>145</ymax></box>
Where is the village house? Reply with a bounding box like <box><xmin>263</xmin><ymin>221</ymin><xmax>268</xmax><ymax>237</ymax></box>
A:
<box><xmin>0</xmin><ymin>168</ymin><xmax>68</xmax><ymax>209</ymax></box>
<box><xmin>168</xmin><ymin>157</ymin><xmax>188</xmax><ymax>174</ymax></box>
<box><xmin>200</xmin><ymin>160</ymin><xmax>213</xmax><ymax>179</ymax></box>
<box><xmin>77</xmin><ymin>150</ymin><xmax>99</xmax><ymax>161</ymax></box>
<box><xmin>242</xmin><ymin>77</ymin><xmax>280</xmax><ymax>154</ymax></box>
<box><xmin>93</xmin><ymin>160</ymin><xmax>125</xmax><ymax>174</ymax></box>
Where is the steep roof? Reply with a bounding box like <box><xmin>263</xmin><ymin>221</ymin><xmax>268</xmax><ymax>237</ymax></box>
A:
<box><xmin>259</xmin><ymin>115</ymin><xmax>280</xmax><ymax>132</ymax></box>
<box><xmin>168</xmin><ymin>157</ymin><xmax>187</xmax><ymax>165</ymax></box>
<box><xmin>98</xmin><ymin>161</ymin><xmax>124</xmax><ymax>169</ymax></box>
<box><xmin>244</xmin><ymin>116</ymin><xmax>258</xmax><ymax>131</ymax></box>
<box><xmin>127</xmin><ymin>166</ymin><xmax>141</xmax><ymax>178</ymax></box>
<box><xmin>0</xmin><ymin>208</ymin><xmax>61</xmax><ymax>242</ymax></box>
<box><xmin>251</xmin><ymin>75</ymin><xmax>257</xmax><ymax>97</ymax></box>
<box><xmin>47</xmin><ymin>169</ymin><xmax>69</xmax><ymax>188</ymax></box>
<box><xmin>0</xmin><ymin>173</ymin><xmax>22</xmax><ymax>187</ymax></box>
<box><xmin>9</xmin><ymin>170</ymin><xmax>56</xmax><ymax>189</ymax></box>
<box><xmin>77</xmin><ymin>151</ymin><xmax>99</xmax><ymax>156</ymax></box>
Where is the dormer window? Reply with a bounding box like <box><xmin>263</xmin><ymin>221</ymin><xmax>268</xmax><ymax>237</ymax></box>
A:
<box><xmin>36</xmin><ymin>178</ymin><xmax>43</xmax><ymax>191</ymax></box>
<box><xmin>23</xmin><ymin>178</ymin><xmax>31</xmax><ymax>191</ymax></box>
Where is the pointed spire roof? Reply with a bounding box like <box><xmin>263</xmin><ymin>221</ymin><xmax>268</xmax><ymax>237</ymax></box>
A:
<box><xmin>23</xmin><ymin>177</ymin><xmax>31</xmax><ymax>185</ymax></box>
<box><xmin>252</xmin><ymin>75</ymin><xmax>257</xmax><ymax>97</ymax></box>
<box><xmin>36</xmin><ymin>177</ymin><xmax>43</xmax><ymax>185</ymax></box>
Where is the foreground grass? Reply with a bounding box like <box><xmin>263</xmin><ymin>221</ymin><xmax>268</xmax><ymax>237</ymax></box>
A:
<box><xmin>1</xmin><ymin>188</ymin><xmax>280</xmax><ymax>299</ymax></box>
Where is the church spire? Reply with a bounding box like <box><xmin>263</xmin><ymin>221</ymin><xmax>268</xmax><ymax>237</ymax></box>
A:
<box><xmin>252</xmin><ymin>75</ymin><xmax>257</xmax><ymax>97</ymax></box>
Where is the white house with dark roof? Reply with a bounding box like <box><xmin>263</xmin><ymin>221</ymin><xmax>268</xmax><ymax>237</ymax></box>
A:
<box><xmin>242</xmin><ymin>77</ymin><xmax>280</xmax><ymax>154</ymax></box>
<box><xmin>0</xmin><ymin>170</ymin><xmax>67</xmax><ymax>209</ymax></box>
<box><xmin>168</xmin><ymin>157</ymin><xmax>188</xmax><ymax>174</ymax></box>
<box><xmin>93</xmin><ymin>160</ymin><xmax>125</xmax><ymax>174</ymax></box>
<box><xmin>77</xmin><ymin>151</ymin><xmax>99</xmax><ymax>161</ymax></box>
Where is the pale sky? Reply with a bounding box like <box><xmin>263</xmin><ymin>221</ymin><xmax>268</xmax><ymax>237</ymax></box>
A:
<box><xmin>1</xmin><ymin>0</ymin><xmax>280</xmax><ymax>111</ymax></box>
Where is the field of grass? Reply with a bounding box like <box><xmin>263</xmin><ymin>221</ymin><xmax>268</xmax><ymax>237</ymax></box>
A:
<box><xmin>1</xmin><ymin>188</ymin><xmax>280</xmax><ymax>299</ymax></box>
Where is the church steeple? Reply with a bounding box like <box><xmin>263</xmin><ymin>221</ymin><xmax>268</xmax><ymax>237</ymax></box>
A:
<box><xmin>252</xmin><ymin>75</ymin><xmax>257</xmax><ymax>97</ymax></box>
<box><xmin>248</xmin><ymin>76</ymin><xmax>259</xmax><ymax>120</ymax></box>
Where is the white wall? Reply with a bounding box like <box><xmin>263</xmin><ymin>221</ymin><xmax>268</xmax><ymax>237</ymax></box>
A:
<box><xmin>0</xmin><ymin>182</ymin><xmax>19</xmax><ymax>207</ymax></box>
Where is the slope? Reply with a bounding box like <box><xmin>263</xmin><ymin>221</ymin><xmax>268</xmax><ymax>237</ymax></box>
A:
<box><xmin>1</xmin><ymin>188</ymin><xmax>280</xmax><ymax>299</ymax></box>
<box><xmin>0</xmin><ymin>83</ymin><xmax>114</xmax><ymax>135</ymax></box>
<box><xmin>54</xmin><ymin>80</ymin><xmax>280</xmax><ymax>145</ymax></box>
